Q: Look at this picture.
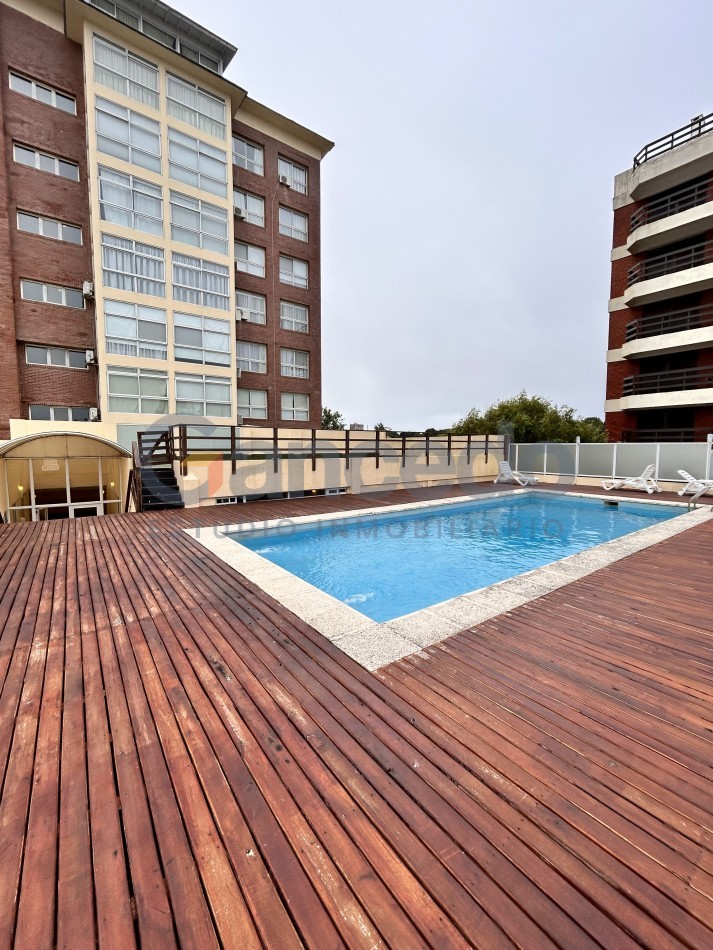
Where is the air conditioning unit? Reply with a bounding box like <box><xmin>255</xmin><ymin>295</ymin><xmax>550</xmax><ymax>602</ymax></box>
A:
<box><xmin>236</xmin><ymin>309</ymin><xmax>249</xmax><ymax>321</ymax></box>
<box><xmin>82</xmin><ymin>280</ymin><xmax>94</xmax><ymax>299</ymax></box>
<box><xmin>235</xmin><ymin>207</ymin><xmax>246</xmax><ymax>220</ymax></box>
<box><xmin>85</xmin><ymin>349</ymin><xmax>97</xmax><ymax>365</ymax></box>
<box><xmin>279</xmin><ymin>174</ymin><xmax>290</xmax><ymax>185</ymax></box>
<box><xmin>88</xmin><ymin>407</ymin><xmax>100</xmax><ymax>422</ymax></box>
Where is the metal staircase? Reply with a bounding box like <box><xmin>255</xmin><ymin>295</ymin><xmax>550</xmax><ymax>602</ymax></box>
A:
<box><xmin>126</xmin><ymin>429</ymin><xmax>184</xmax><ymax>512</ymax></box>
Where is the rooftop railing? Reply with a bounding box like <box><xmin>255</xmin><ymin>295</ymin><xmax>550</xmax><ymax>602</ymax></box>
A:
<box><xmin>627</xmin><ymin>237</ymin><xmax>713</xmax><ymax>286</ymax></box>
<box><xmin>622</xmin><ymin>365</ymin><xmax>713</xmax><ymax>396</ymax></box>
<box><xmin>625</xmin><ymin>301</ymin><xmax>713</xmax><ymax>341</ymax></box>
<box><xmin>629</xmin><ymin>175</ymin><xmax>712</xmax><ymax>232</ymax></box>
<box><xmin>633</xmin><ymin>114</ymin><xmax>713</xmax><ymax>168</ymax></box>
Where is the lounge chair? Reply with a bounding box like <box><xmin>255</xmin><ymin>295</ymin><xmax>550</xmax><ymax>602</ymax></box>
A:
<box><xmin>494</xmin><ymin>460</ymin><xmax>539</xmax><ymax>486</ymax></box>
<box><xmin>677</xmin><ymin>470</ymin><xmax>713</xmax><ymax>496</ymax></box>
<box><xmin>601</xmin><ymin>463</ymin><xmax>660</xmax><ymax>494</ymax></box>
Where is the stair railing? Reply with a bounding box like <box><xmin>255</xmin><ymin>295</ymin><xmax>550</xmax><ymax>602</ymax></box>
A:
<box><xmin>125</xmin><ymin>441</ymin><xmax>144</xmax><ymax>513</ymax></box>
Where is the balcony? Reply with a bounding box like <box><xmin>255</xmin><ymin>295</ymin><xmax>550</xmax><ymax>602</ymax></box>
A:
<box><xmin>621</xmin><ymin>302</ymin><xmax>713</xmax><ymax>358</ymax></box>
<box><xmin>622</xmin><ymin>364</ymin><xmax>713</xmax><ymax>396</ymax></box>
<box><xmin>621</xmin><ymin>426</ymin><xmax>712</xmax><ymax>442</ymax></box>
<box><xmin>630</xmin><ymin>176</ymin><xmax>711</xmax><ymax>232</ymax></box>
<box><xmin>624</xmin><ymin>238</ymin><xmax>713</xmax><ymax>307</ymax></box>
<box><xmin>627</xmin><ymin>176</ymin><xmax>713</xmax><ymax>254</ymax></box>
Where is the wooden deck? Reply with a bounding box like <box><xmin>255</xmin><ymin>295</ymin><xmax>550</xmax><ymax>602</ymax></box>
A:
<box><xmin>1</xmin><ymin>482</ymin><xmax>712</xmax><ymax>948</ymax></box>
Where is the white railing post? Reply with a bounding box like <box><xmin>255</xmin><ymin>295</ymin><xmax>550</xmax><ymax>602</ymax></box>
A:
<box><xmin>612</xmin><ymin>442</ymin><xmax>618</xmax><ymax>480</ymax></box>
<box><xmin>575</xmin><ymin>436</ymin><xmax>580</xmax><ymax>481</ymax></box>
<box><xmin>542</xmin><ymin>442</ymin><xmax>548</xmax><ymax>476</ymax></box>
<box><xmin>515</xmin><ymin>443</ymin><xmax>519</xmax><ymax>471</ymax></box>
<box><xmin>654</xmin><ymin>441</ymin><xmax>661</xmax><ymax>481</ymax></box>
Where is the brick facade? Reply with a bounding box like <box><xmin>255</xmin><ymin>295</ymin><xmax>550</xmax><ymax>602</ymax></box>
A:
<box><xmin>0</xmin><ymin>4</ymin><xmax>96</xmax><ymax>436</ymax></box>
<box><xmin>232</xmin><ymin>119</ymin><xmax>323</xmax><ymax>428</ymax></box>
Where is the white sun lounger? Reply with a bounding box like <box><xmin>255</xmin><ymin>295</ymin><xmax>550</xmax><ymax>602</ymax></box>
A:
<box><xmin>677</xmin><ymin>470</ymin><xmax>713</xmax><ymax>496</ymax></box>
<box><xmin>494</xmin><ymin>460</ymin><xmax>539</xmax><ymax>486</ymax></box>
<box><xmin>602</xmin><ymin>463</ymin><xmax>660</xmax><ymax>494</ymax></box>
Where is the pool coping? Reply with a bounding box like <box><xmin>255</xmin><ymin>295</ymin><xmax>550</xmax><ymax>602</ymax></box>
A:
<box><xmin>184</xmin><ymin>489</ymin><xmax>712</xmax><ymax>671</ymax></box>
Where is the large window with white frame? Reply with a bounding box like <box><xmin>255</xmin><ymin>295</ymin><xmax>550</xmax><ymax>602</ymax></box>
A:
<box><xmin>232</xmin><ymin>135</ymin><xmax>263</xmax><ymax>175</ymax></box>
<box><xmin>96</xmin><ymin>97</ymin><xmax>161</xmax><ymax>172</ymax></box>
<box><xmin>168</xmin><ymin>128</ymin><xmax>227</xmax><ymax>197</ymax></box>
<box><xmin>279</xmin><ymin>255</ymin><xmax>308</xmax><ymax>288</ymax></box>
<box><xmin>169</xmin><ymin>192</ymin><xmax>228</xmax><ymax>255</ymax></box>
<box><xmin>238</xmin><ymin>388</ymin><xmax>267</xmax><ymax>419</ymax></box>
<box><xmin>166</xmin><ymin>74</ymin><xmax>226</xmax><ymax>139</ymax></box>
<box><xmin>281</xmin><ymin>392</ymin><xmax>309</xmax><ymax>421</ymax></box>
<box><xmin>92</xmin><ymin>36</ymin><xmax>159</xmax><ymax>108</ymax></box>
<box><xmin>13</xmin><ymin>144</ymin><xmax>79</xmax><ymax>181</ymax></box>
<box><xmin>174</xmin><ymin>313</ymin><xmax>231</xmax><ymax>366</ymax></box>
<box><xmin>175</xmin><ymin>372</ymin><xmax>231</xmax><ymax>417</ymax></box>
<box><xmin>236</xmin><ymin>291</ymin><xmax>266</xmax><ymax>324</ymax></box>
<box><xmin>234</xmin><ymin>190</ymin><xmax>264</xmax><ymax>226</ymax></box>
<box><xmin>98</xmin><ymin>166</ymin><xmax>163</xmax><ymax>236</ymax></box>
<box><xmin>278</xmin><ymin>207</ymin><xmax>308</xmax><ymax>241</ymax></box>
<box><xmin>280</xmin><ymin>347</ymin><xmax>309</xmax><ymax>378</ymax></box>
<box><xmin>237</xmin><ymin>342</ymin><xmax>267</xmax><ymax>374</ymax></box>
<box><xmin>105</xmin><ymin>299</ymin><xmax>167</xmax><ymax>360</ymax></box>
<box><xmin>172</xmin><ymin>253</ymin><xmax>230</xmax><ymax>310</ymax></box>
<box><xmin>280</xmin><ymin>301</ymin><xmax>308</xmax><ymax>333</ymax></box>
<box><xmin>278</xmin><ymin>157</ymin><xmax>307</xmax><ymax>193</ymax></box>
<box><xmin>29</xmin><ymin>405</ymin><xmax>90</xmax><ymax>422</ymax></box>
<box><xmin>25</xmin><ymin>345</ymin><xmax>87</xmax><ymax>368</ymax></box>
<box><xmin>9</xmin><ymin>72</ymin><xmax>76</xmax><ymax>114</ymax></box>
<box><xmin>235</xmin><ymin>242</ymin><xmax>265</xmax><ymax>277</ymax></box>
<box><xmin>17</xmin><ymin>211</ymin><xmax>81</xmax><ymax>245</ymax></box>
<box><xmin>101</xmin><ymin>234</ymin><xmax>165</xmax><ymax>297</ymax></box>
<box><xmin>107</xmin><ymin>365</ymin><xmax>168</xmax><ymax>414</ymax></box>
<box><xmin>20</xmin><ymin>280</ymin><xmax>84</xmax><ymax>309</ymax></box>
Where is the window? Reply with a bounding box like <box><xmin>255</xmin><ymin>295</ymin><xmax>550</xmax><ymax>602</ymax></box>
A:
<box><xmin>166</xmin><ymin>74</ymin><xmax>226</xmax><ymax>139</ymax></box>
<box><xmin>169</xmin><ymin>192</ymin><xmax>228</xmax><ymax>254</ymax></box>
<box><xmin>17</xmin><ymin>212</ymin><xmax>81</xmax><ymax>245</ymax></box>
<box><xmin>280</xmin><ymin>301</ymin><xmax>308</xmax><ymax>333</ymax></box>
<box><xmin>233</xmin><ymin>135</ymin><xmax>263</xmax><ymax>175</ymax></box>
<box><xmin>92</xmin><ymin>36</ymin><xmax>159</xmax><ymax>108</ymax></box>
<box><xmin>279</xmin><ymin>207</ymin><xmax>308</xmax><ymax>241</ymax></box>
<box><xmin>236</xmin><ymin>291</ymin><xmax>266</xmax><ymax>324</ymax></box>
<box><xmin>278</xmin><ymin>157</ymin><xmax>307</xmax><ymax>194</ymax></box>
<box><xmin>101</xmin><ymin>233</ymin><xmax>165</xmax><ymax>297</ymax></box>
<box><xmin>107</xmin><ymin>365</ymin><xmax>168</xmax><ymax>414</ymax></box>
<box><xmin>237</xmin><ymin>342</ymin><xmax>266</xmax><ymax>374</ymax></box>
<box><xmin>105</xmin><ymin>299</ymin><xmax>167</xmax><ymax>360</ymax></box>
<box><xmin>13</xmin><ymin>144</ymin><xmax>79</xmax><ymax>181</ymax></box>
<box><xmin>280</xmin><ymin>347</ymin><xmax>309</xmax><ymax>378</ymax></box>
<box><xmin>180</xmin><ymin>44</ymin><xmax>220</xmax><ymax>73</ymax></box>
<box><xmin>9</xmin><ymin>72</ymin><xmax>76</xmax><ymax>114</ymax></box>
<box><xmin>29</xmin><ymin>405</ymin><xmax>90</xmax><ymax>422</ymax></box>
<box><xmin>234</xmin><ymin>242</ymin><xmax>265</xmax><ymax>277</ymax></box>
<box><xmin>20</xmin><ymin>280</ymin><xmax>84</xmax><ymax>309</ymax></box>
<box><xmin>96</xmin><ymin>97</ymin><xmax>161</xmax><ymax>172</ymax></box>
<box><xmin>238</xmin><ymin>388</ymin><xmax>267</xmax><ymax>419</ymax></box>
<box><xmin>281</xmin><ymin>392</ymin><xmax>309</xmax><ymax>421</ymax></box>
<box><xmin>172</xmin><ymin>252</ymin><xmax>230</xmax><ymax>310</ymax></box>
<box><xmin>234</xmin><ymin>190</ymin><xmax>264</xmax><ymax>226</ymax></box>
<box><xmin>26</xmin><ymin>345</ymin><xmax>86</xmax><ymax>368</ymax></box>
<box><xmin>174</xmin><ymin>312</ymin><xmax>231</xmax><ymax>366</ymax></box>
<box><xmin>175</xmin><ymin>373</ymin><xmax>231</xmax><ymax>417</ymax></box>
<box><xmin>168</xmin><ymin>128</ymin><xmax>227</xmax><ymax>197</ymax></box>
<box><xmin>279</xmin><ymin>255</ymin><xmax>308</xmax><ymax>288</ymax></box>
<box><xmin>98</xmin><ymin>166</ymin><xmax>163</xmax><ymax>236</ymax></box>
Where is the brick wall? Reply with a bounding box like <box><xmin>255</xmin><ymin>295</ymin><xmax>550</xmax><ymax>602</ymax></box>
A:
<box><xmin>0</xmin><ymin>4</ymin><xmax>95</xmax><ymax>436</ymax></box>
<box><xmin>232</xmin><ymin>119</ymin><xmax>322</xmax><ymax>428</ymax></box>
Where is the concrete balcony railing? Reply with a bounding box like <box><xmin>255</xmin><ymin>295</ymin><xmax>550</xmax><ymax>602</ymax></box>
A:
<box><xmin>629</xmin><ymin>176</ymin><xmax>711</xmax><ymax>232</ymax></box>
<box><xmin>624</xmin><ymin>239</ymin><xmax>713</xmax><ymax>307</ymax></box>
<box><xmin>621</xmin><ymin>302</ymin><xmax>713</xmax><ymax>358</ymax></box>
<box><xmin>633</xmin><ymin>114</ymin><xmax>713</xmax><ymax>168</ymax></box>
<box><xmin>622</xmin><ymin>365</ymin><xmax>713</xmax><ymax>397</ymax></box>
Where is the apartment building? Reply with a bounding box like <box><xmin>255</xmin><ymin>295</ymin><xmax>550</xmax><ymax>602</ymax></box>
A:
<box><xmin>0</xmin><ymin>0</ymin><xmax>332</xmax><ymax>443</ymax></box>
<box><xmin>605</xmin><ymin>114</ymin><xmax>713</xmax><ymax>442</ymax></box>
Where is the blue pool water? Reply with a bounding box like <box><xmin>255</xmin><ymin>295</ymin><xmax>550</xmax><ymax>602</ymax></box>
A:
<box><xmin>231</xmin><ymin>494</ymin><xmax>682</xmax><ymax>622</ymax></box>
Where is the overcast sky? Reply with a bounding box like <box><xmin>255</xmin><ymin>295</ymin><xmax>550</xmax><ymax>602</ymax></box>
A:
<box><xmin>182</xmin><ymin>0</ymin><xmax>711</xmax><ymax>429</ymax></box>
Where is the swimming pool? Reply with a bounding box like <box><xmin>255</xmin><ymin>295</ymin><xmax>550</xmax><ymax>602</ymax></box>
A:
<box><xmin>231</xmin><ymin>493</ymin><xmax>683</xmax><ymax>622</ymax></box>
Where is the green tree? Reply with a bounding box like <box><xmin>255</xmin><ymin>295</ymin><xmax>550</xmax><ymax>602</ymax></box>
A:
<box><xmin>321</xmin><ymin>406</ymin><xmax>346</xmax><ymax>430</ymax></box>
<box><xmin>374</xmin><ymin>422</ymin><xmax>389</xmax><ymax>431</ymax></box>
<box><xmin>451</xmin><ymin>392</ymin><xmax>606</xmax><ymax>443</ymax></box>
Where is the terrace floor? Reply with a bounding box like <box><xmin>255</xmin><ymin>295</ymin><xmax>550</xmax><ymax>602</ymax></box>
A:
<box><xmin>1</xmin><ymin>481</ymin><xmax>712</xmax><ymax>948</ymax></box>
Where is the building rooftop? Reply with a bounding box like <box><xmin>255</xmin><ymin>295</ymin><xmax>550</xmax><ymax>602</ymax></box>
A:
<box><xmin>1</xmin><ymin>483</ymin><xmax>712</xmax><ymax>946</ymax></box>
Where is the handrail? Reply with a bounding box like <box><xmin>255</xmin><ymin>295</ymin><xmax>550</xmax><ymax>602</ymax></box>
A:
<box><xmin>633</xmin><ymin>113</ymin><xmax>713</xmax><ymax>168</ymax></box>
<box><xmin>128</xmin><ymin>441</ymin><xmax>144</xmax><ymax>513</ymax></box>
<box><xmin>629</xmin><ymin>175</ymin><xmax>712</xmax><ymax>232</ymax></box>
<box><xmin>625</xmin><ymin>302</ymin><xmax>713</xmax><ymax>341</ymax></box>
<box><xmin>627</xmin><ymin>237</ymin><xmax>713</xmax><ymax>286</ymax></box>
<box><xmin>622</xmin><ymin>365</ymin><xmax>713</xmax><ymax>396</ymax></box>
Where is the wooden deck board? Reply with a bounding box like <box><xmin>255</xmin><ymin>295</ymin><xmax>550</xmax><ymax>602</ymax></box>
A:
<box><xmin>0</xmin><ymin>482</ymin><xmax>712</xmax><ymax>947</ymax></box>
